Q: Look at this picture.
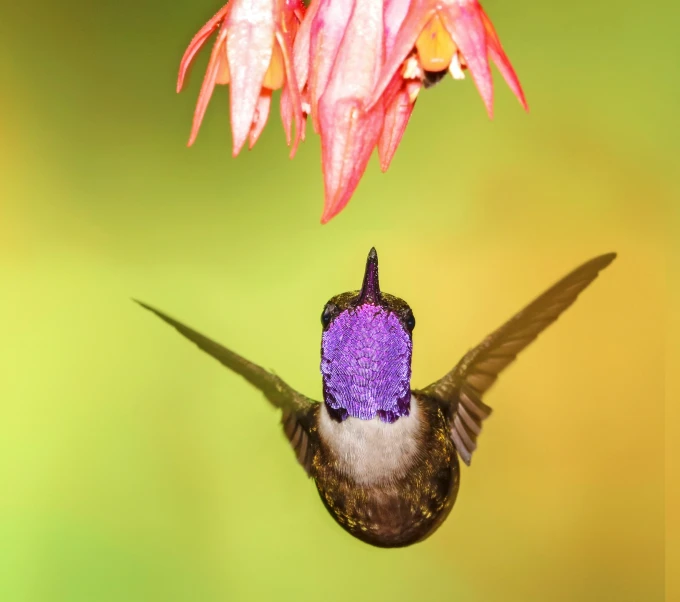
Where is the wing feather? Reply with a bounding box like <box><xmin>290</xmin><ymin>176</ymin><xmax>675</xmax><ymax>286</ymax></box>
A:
<box><xmin>419</xmin><ymin>253</ymin><xmax>616</xmax><ymax>465</ymax></box>
<box><xmin>135</xmin><ymin>300</ymin><xmax>318</xmax><ymax>475</ymax></box>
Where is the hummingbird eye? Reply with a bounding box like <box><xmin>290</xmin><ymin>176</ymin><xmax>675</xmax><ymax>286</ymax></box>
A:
<box><xmin>321</xmin><ymin>303</ymin><xmax>339</xmax><ymax>328</ymax></box>
<box><xmin>405</xmin><ymin>311</ymin><xmax>416</xmax><ymax>332</ymax></box>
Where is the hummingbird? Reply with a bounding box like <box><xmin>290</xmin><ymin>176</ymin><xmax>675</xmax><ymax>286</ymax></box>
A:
<box><xmin>135</xmin><ymin>248</ymin><xmax>616</xmax><ymax>548</ymax></box>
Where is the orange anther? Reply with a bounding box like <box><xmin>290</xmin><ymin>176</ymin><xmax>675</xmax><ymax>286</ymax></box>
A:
<box><xmin>415</xmin><ymin>14</ymin><xmax>456</xmax><ymax>72</ymax></box>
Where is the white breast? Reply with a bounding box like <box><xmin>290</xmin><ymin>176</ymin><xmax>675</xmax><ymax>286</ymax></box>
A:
<box><xmin>317</xmin><ymin>395</ymin><xmax>424</xmax><ymax>486</ymax></box>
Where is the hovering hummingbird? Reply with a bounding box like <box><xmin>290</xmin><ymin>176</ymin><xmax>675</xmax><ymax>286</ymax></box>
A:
<box><xmin>135</xmin><ymin>248</ymin><xmax>615</xmax><ymax>548</ymax></box>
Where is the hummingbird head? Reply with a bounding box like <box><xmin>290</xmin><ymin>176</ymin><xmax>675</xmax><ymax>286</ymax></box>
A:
<box><xmin>320</xmin><ymin>248</ymin><xmax>415</xmax><ymax>423</ymax></box>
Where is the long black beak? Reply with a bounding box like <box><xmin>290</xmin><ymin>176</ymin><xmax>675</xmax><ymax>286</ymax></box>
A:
<box><xmin>357</xmin><ymin>247</ymin><xmax>381</xmax><ymax>304</ymax></box>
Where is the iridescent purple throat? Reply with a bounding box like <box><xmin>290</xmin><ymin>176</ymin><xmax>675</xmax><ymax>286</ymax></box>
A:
<box><xmin>321</xmin><ymin>304</ymin><xmax>412</xmax><ymax>423</ymax></box>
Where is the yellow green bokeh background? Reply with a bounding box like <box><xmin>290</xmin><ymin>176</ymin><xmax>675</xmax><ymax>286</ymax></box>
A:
<box><xmin>1</xmin><ymin>0</ymin><xmax>675</xmax><ymax>600</ymax></box>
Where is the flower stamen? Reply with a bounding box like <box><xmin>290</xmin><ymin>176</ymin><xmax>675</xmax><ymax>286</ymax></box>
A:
<box><xmin>448</xmin><ymin>52</ymin><xmax>466</xmax><ymax>80</ymax></box>
<box><xmin>402</xmin><ymin>54</ymin><xmax>423</xmax><ymax>81</ymax></box>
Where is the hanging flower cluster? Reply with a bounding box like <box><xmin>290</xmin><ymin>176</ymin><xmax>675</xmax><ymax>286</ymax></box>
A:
<box><xmin>178</xmin><ymin>0</ymin><xmax>528</xmax><ymax>223</ymax></box>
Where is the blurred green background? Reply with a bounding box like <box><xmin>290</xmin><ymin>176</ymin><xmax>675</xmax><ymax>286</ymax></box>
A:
<box><xmin>0</xmin><ymin>0</ymin><xmax>674</xmax><ymax>600</ymax></box>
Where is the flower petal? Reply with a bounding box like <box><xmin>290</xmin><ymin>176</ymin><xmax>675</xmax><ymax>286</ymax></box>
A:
<box><xmin>480</xmin><ymin>9</ymin><xmax>528</xmax><ymax>110</ymax></box>
<box><xmin>277</xmin><ymin>30</ymin><xmax>304</xmax><ymax>157</ymax></box>
<box><xmin>320</xmin><ymin>100</ymin><xmax>384</xmax><ymax>223</ymax></box>
<box><xmin>372</xmin><ymin>0</ymin><xmax>419</xmax><ymax>172</ymax></box>
<box><xmin>378</xmin><ymin>81</ymin><xmax>419</xmax><ymax>172</ymax></box>
<box><xmin>368</xmin><ymin>0</ymin><xmax>434</xmax><ymax>109</ymax></box>
<box><xmin>249</xmin><ymin>90</ymin><xmax>273</xmax><ymax>148</ymax></box>
<box><xmin>383</xmin><ymin>0</ymin><xmax>411</xmax><ymax>54</ymax></box>
<box><xmin>177</xmin><ymin>4</ymin><xmax>231</xmax><ymax>93</ymax></box>
<box><xmin>318</xmin><ymin>0</ymin><xmax>385</xmax><ymax>222</ymax></box>
<box><xmin>188</xmin><ymin>28</ymin><xmax>229</xmax><ymax>146</ymax></box>
<box><xmin>280</xmin><ymin>85</ymin><xmax>293</xmax><ymax>146</ymax></box>
<box><xmin>292</xmin><ymin>0</ymin><xmax>318</xmax><ymax>94</ymax></box>
<box><xmin>440</xmin><ymin>2</ymin><xmax>494</xmax><ymax>118</ymax></box>
<box><xmin>308</xmin><ymin>0</ymin><xmax>355</xmax><ymax>131</ymax></box>
<box><xmin>226</xmin><ymin>0</ymin><xmax>277</xmax><ymax>156</ymax></box>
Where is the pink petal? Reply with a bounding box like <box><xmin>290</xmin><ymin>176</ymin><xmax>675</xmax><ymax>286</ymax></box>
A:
<box><xmin>226</xmin><ymin>0</ymin><xmax>277</xmax><ymax>156</ymax></box>
<box><xmin>177</xmin><ymin>4</ymin><xmax>231</xmax><ymax>93</ymax></box>
<box><xmin>377</xmin><ymin>81</ymin><xmax>418</xmax><ymax>172</ymax></box>
<box><xmin>441</xmin><ymin>2</ymin><xmax>494</xmax><ymax>118</ymax></box>
<box><xmin>299</xmin><ymin>89</ymin><xmax>309</xmax><ymax>142</ymax></box>
<box><xmin>319</xmin><ymin>100</ymin><xmax>384</xmax><ymax>223</ymax></box>
<box><xmin>188</xmin><ymin>28</ymin><xmax>229</xmax><ymax>146</ymax></box>
<box><xmin>292</xmin><ymin>0</ymin><xmax>319</xmax><ymax>94</ymax></box>
<box><xmin>308</xmin><ymin>0</ymin><xmax>355</xmax><ymax>131</ymax></box>
<box><xmin>322</xmin><ymin>0</ymin><xmax>384</xmax><ymax>99</ymax></box>
<box><xmin>285</xmin><ymin>0</ymin><xmax>306</xmax><ymax>20</ymax></box>
<box><xmin>318</xmin><ymin>0</ymin><xmax>385</xmax><ymax>222</ymax></box>
<box><xmin>480</xmin><ymin>9</ymin><xmax>528</xmax><ymax>111</ymax></box>
<box><xmin>383</xmin><ymin>0</ymin><xmax>411</xmax><ymax>54</ymax></box>
<box><xmin>280</xmin><ymin>85</ymin><xmax>294</xmax><ymax>146</ymax></box>
<box><xmin>249</xmin><ymin>90</ymin><xmax>273</xmax><ymax>148</ymax></box>
<box><xmin>277</xmin><ymin>30</ymin><xmax>304</xmax><ymax>157</ymax></box>
<box><xmin>375</xmin><ymin>63</ymin><xmax>406</xmax><ymax>117</ymax></box>
<box><xmin>280</xmin><ymin>85</ymin><xmax>306</xmax><ymax>157</ymax></box>
<box><xmin>367</xmin><ymin>0</ymin><xmax>433</xmax><ymax>109</ymax></box>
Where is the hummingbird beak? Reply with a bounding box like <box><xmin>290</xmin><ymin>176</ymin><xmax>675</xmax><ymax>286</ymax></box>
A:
<box><xmin>357</xmin><ymin>247</ymin><xmax>381</xmax><ymax>305</ymax></box>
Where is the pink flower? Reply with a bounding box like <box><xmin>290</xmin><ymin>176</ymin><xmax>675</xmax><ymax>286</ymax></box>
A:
<box><xmin>294</xmin><ymin>0</ymin><xmax>386</xmax><ymax>223</ymax></box>
<box><xmin>369</xmin><ymin>0</ymin><xmax>528</xmax><ymax>119</ymax></box>
<box><xmin>177</xmin><ymin>0</ymin><xmax>306</xmax><ymax>156</ymax></box>
<box><xmin>376</xmin><ymin>0</ymin><xmax>419</xmax><ymax>172</ymax></box>
<box><xmin>177</xmin><ymin>0</ymin><xmax>527</xmax><ymax>223</ymax></box>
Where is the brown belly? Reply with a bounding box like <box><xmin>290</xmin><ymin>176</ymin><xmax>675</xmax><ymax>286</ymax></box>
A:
<box><xmin>313</xmin><ymin>409</ymin><xmax>460</xmax><ymax>549</ymax></box>
<box><xmin>315</xmin><ymin>459</ymin><xmax>459</xmax><ymax>548</ymax></box>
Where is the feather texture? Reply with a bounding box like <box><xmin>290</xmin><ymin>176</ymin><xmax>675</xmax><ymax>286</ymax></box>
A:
<box><xmin>419</xmin><ymin>253</ymin><xmax>617</xmax><ymax>465</ymax></box>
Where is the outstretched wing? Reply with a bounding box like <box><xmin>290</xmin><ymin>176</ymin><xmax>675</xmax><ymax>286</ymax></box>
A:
<box><xmin>134</xmin><ymin>300</ymin><xmax>318</xmax><ymax>474</ymax></box>
<box><xmin>419</xmin><ymin>253</ymin><xmax>616</xmax><ymax>466</ymax></box>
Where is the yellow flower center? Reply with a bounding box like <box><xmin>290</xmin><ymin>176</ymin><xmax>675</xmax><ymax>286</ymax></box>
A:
<box><xmin>214</xmin><ymin>38</ymin><xmax>285</xmax><ymax>91</ymax></box>
<box><xmin>415</xmin><ymin>13</ymin><xmax>456</xmax><ymax>72</ymax></box>
<box><xmin>262</xmin><ymin>43</ymin><xmax>285</xmax><ymax>90</ymax></box>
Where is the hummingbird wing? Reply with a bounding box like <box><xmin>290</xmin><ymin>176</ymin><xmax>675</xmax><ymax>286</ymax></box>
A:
<box><xmin>418</xmin><ymin>253</ymin><xmax>616</xmax><ymax>466</ymax></box>
<box><xmin>134</xmin><ymin>301</ymin><xmax>319</xmax><ymax>475</ymax></box>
